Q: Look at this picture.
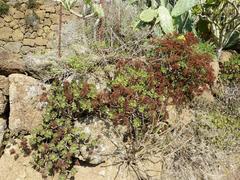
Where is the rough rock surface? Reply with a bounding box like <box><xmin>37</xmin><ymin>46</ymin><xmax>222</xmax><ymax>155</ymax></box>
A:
<box><xmin>0</xmin><ymin>138</ymin><xmax>162</xmax><ymax>180</ymax></box>
<box><xmin>166</xmin><ymin>106</ymin><xmax>195</xmax><ymax>126</ymax></box>
<box><xmin>0</xmin><ymin>142</ymin><xmax>43</xmax><ymax>180</ymax></box>
<box><xmin>0</xmin><ymin>27</ymin><xmax>12</xmax><ymax>41</ymax></box>
<box><xmin>8</xmin><ymin>74</ymin><xmax>49</xmax><ymax>132</ymax></box>
<box><xmin>195</xmin><ymin>88</ymin><xmax>215</xmax><ymax>104</ymax></box>
<box><xmin>23</xmin><ymin>51</ymin><xmax>60</xmax><ymax>80</ymax></box>
<box><xmin>0</xmin><ymin>50</ymin><xmax>25</xmax><ymax>75</ymax></box>
<box><xmin>210</xmin><ymin>60</ymin><xmax>220</xmax><ymax>84</ymax></box>
<box><xmin>219</xmin><ymin>51</ymin><xmax>233</xmax><ymax>63</ymax></box>
<box><xmin>75</xmin><ymin>119</ymin><xmax>116</xmax><ymax>165</ymax></box>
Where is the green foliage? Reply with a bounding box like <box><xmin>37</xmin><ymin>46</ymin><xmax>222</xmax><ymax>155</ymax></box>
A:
<box><xmin>0</xmin><ymin>0</ymin><xmax>9</xmax><ymax>16</ymax></box>
<box><xmin>92</xmin><ymin>3</ymin><xmax>104</xmax><ymax>18</ymax></box>
<box><xmin>56</xmin><ymin>0</ymin><xmax>77</xmax><ymax>11</ymax></box>
<box><xmin>171</xmin><ymin>0</ymin><xmax>199</xmax><ymax>17</ymax></box>
<box><xmin>198</xmin><ymin>0</ymin><xmax>240</xmax><ymax>55</ymax></box>
<box><xmin>140</xmin><ymin>8</ymin><xmax>157</xmax><ymax>22</ymax></box>
<box><xmin>29</xmin><ymin>80</ymin><xmax>98</xmax><ymax>179</ymax></box>
<box><xmin>136</xmin><ymin>0</ymin><xmax>199</xmax><ymax>35</ymax></box>
<box><xmin>67</xmin><ymin>55</ymin><xmax>96</xmax><ymax>74</ymax></box>
<box><xmin>95</xmin><ymin>62</ymin><xmax>166</xmax><ymax>140</ymax></box>
<box><xmin>204</xmin><ymin>111</ymin><xmax>240</xmax><ymax>149</ymax></box>
<box><xmin>22</xmin><ymin>33</ymin><xmax>216</xmax><ymax>178</ymax></box>
<box><xmin>193</xmin><ymin>41</ymin><xmax>216</xmax><ymax>58</ymax></box>
<box><xmin>93</xmin><ymin>33</ymin><xmax>215</xmax><ymax>141</ymax></box>
<box><xmin>157</xmin><ymin>6</ymin><xmax>174</xmax><ymax>33</ymax></box>
<box><xmin>56</xmin><ymin>0</ymin><xmax>104</xmax><ymax>18</ymax></box>
<box><xmin>220</xmin><ymin>54</ymin><xmax>240</xmax><ymax>81</ymax></box>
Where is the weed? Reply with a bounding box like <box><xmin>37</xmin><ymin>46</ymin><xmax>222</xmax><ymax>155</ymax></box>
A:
<box><xmin>220</xmin><ymin>54</ymin><xmax>240</xmax><ymax>82</ymax></box>
<box><xmin>67</xmin><ymin>55</ymin><xmax>97</xmax><ymax>75</ymax></box>
<box><xmin>28</xmin><ymin>0</ymin><xmax>37</xmax><ymax>9</ymax></box>
<box><xmin>0</xmin><ymin>0</ymin><xmax>9</xmax><ymax>16</ymax></box>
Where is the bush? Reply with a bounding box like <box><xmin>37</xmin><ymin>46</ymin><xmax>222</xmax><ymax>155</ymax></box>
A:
<box><xmin>29</xmin><ymin>80</ymin><xmax>98</xmax><ymax>179</ymax></box>
<box><xmin>148</xmin><ymin>33</ymin><xmax>215</xmax><ymax>102</ymax></box>
<box><xmin>94</xmin><ymin>60</ymin><xmax>168</xmax><ymax>140</ymax></box>
<box><xmin>93</xmin><ymin>33</ymin><xmax>215</xmax><ymax>140</ymax></box>
<box><xmin>0</xmin><ymin>0</ymin><xmax>9</xmax><ymax>16</ymax></box>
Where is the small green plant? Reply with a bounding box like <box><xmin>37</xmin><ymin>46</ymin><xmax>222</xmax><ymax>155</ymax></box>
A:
<box><xmin>67</xmin><ymin>55</ymin><xmax>97</xmax><ymax>74</ymax></box>
<box><xmin>199</xmin><ymin>111</ymin><xmax>240</xmax><ymax>149</ymax></box>
<box><xmin>29</xmin><ymin>80</ymin><xmax>99</xmax><ymax>179</ymax></box>
<box><xmin>220</xmin><ymin>54</ymin><xmax>240</xmax><ymax>81</ymax></box>
<box><xmin>28</xmin><ymin>0</ymin><xmax>37</xmax><ymax>9</ymax></box>
<box><xmin>0</xmin><ymin>0</ymin><xmax>9</xmax><ymax>16</ymax></box>
<box><xmin>193</xmin><ymin>41</ymin><xmax>216</xmax><ymax>58</ymax></box>
<box><xmin>94</xmin><ymin>61</ymin><xmax>167</xmax><ymax>141</ymax></box>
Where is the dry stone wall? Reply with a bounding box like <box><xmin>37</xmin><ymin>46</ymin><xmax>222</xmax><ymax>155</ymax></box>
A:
<box><xmin>0</xmin><ymin>0</ymin><xmax>75</xmax><ymax>57</ymax></box>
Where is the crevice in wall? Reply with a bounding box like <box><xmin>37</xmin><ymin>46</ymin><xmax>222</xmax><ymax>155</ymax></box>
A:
<box><xmin>0</xmin><ymin>70</ymin><xmax>25</xmax><ymax>77</ymax></box>
<box><xmin>0</xmin><ymin>96</ymin><xmax>10</xmax><ymax>158</ymax></box>
<box><xmin>3</xmin><ymin>96</ymin><xmax>10</xmax><ymax>128</ymax></box>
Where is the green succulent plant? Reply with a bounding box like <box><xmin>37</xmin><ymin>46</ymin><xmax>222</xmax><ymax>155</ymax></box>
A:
<box><xmin>198</xmin><ymin>0</ymin><xmax>240</xmax><ymax>57</ymax></box>
<box><xmin>220</xmin><ymin>54</ymin><xmax>240</xmax><ymax>81</ymax></box>
<box><xmin>28</xmin><ymin>80</ymin><xmax>99</xmax><ymax>179</ymax></box>
<box><xmin>55</xmin><ymin>0</ymin><xmax>104</xmax><ymax>18</ymax></box>
<box><xmin>135</xmin><ymin>0</ymin><xmax>200</xmax><ymax>35</ymax></box>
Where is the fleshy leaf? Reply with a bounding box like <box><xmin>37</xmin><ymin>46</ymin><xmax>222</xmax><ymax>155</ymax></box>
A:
<box><xmin>140</xmin><ymin>8</ymin><xmax>158</xmax><ymax>23</ymax></box>
<box><xmin>158</xmin><ymin>6</ymin><xmax>174</xmax><ymax>34</ymax></box>
<box><xmin>171</xmin><ymin>0</ymin><xmax>199</xmax><ymax>17</ymax></box>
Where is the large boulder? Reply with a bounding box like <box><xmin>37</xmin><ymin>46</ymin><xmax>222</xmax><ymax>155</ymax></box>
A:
<box><xmin>8</xmin><ymin>74</ymin><xmax>49</xmax><ymax>132</ymax></box>
<box><xmin>74</xmin><ymin>119</ymin><xmax>117</xmax><ymax>165</ymax></box>
<box><xmin>0</xmin><ymin>49</ymin><xmax>61</xmax><ymax>80</ymax></box>
<box><xmin>0</xmin><ymin>50</ymin><xmax>25</xmax><ymax>75</ymax></box>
